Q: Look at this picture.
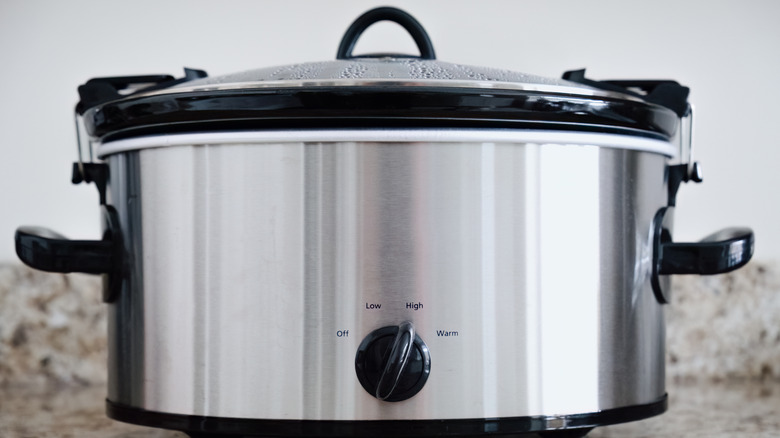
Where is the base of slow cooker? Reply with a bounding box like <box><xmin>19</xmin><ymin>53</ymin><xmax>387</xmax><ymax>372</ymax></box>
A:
<box><xmin>106</xmin><ymin>394</ymin><xmax>666</xmax><ymax>437</ymax></box>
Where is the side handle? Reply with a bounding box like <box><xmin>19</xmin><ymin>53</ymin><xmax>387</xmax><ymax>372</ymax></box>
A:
<box><xmin>651</xmin><ymin>207</ymin><xmax>754</xmax><ymax>304</ymax></box>
<box><xmin>15</xmin><ymin>205</ymin><xmax>124</xmax><ymax>302</ymax></box>
<box><xmin>658</xmin><ymin>227</ymin><xmax>754</xmax><ymax>276</ymax></box>
<box><xmin>15</xmin><ymin>227</ymin><xmax>114</xmax><ymax>274</ymax></box>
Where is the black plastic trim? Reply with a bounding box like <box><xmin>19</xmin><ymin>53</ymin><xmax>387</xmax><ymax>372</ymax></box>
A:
<box><xmin>76</xmin><ymin>68</ymin><xmax>207</xmax><ymax>115</ymax></box>
<box><xmin>651</xmin><ymin>207</ymin><xmax>674</xmax><ymax>304</ymax></box>
<box><xmin>562</xmin><ymin>69</ymin><xmax>690</xmax><ymax>118</ymax></box>
<box><xmin>106</xmin><ymin>394</ymin><xmax>667</xmax><ymax>437</ymax></box>
<box><xmin>72</xmin><ymin>162</ymin><xmax>109</xmax><ymax>205</ymax></box>
<box><xmin>666</xmin><ymin>164</ymin><xmax>689</xmax><ymax>207</ymax></box>
<box><xmin>83</xmin><ymin>87</ymin><xmax>680</xmax><ymax>142</ymax></box>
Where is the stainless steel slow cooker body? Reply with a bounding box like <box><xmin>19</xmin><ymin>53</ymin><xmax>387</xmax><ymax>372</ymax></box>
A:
<box><xmin>15</xmin><ymin>7</ymin><xmax>755</xmax><ymax>438</ymax></box>
<box><xmin>101</xmin><ymin>130</ymin><xmax>671</xmax><ymax>422</ymax></box>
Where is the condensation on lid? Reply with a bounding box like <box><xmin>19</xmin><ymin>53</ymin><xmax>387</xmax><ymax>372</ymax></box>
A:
<box><xmin>159</xmin><ymin>58</ymin><xmax>638</xmax><ymax>101</ymax></box>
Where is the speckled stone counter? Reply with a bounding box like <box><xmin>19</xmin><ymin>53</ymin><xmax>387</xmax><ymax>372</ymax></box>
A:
<box><xmin>0</xmin><ymin>265</ymin><xmax>107</xmax><ymax>386</ymax></box>
<box><xmin>1</xmin><ymin>379</ymin><xmax>778</xmax><ymax>437</ymax></box>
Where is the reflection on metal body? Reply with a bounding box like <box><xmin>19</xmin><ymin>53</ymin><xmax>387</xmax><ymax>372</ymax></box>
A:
<box><xmin>103</xmin><ymin>132</ymin><xmax>668</xmax><ymax>421</ymax></box>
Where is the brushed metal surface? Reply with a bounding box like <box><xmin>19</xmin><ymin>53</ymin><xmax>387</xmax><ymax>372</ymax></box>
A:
<box><xmin>105</xmin><ymin>137</ymin><xmax>668</xmax><ymax>421</ymax></box>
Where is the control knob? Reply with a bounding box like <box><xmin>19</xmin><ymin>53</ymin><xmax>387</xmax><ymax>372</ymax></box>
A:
<box><xmin>355</xmin><ymin>321</ymin><xmax>431</xmax><ymax>402</ymax></box>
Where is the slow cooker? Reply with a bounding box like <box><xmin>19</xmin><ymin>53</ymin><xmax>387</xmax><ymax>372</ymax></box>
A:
<box><xmin>15</xmin><ymin>7</ymin><xmax>754</xmax><ymax>438</ymax></box>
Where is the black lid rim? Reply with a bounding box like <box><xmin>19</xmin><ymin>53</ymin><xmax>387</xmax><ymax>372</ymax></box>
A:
<box><xmin>96</xmin><ymin>118</ymin><xmax>673</xmax><ymax>145</ymax></box>
<box><xmin>85</xmin><ymin>86</ymin><xmax>680</xmax><ymax>142</ymax></box>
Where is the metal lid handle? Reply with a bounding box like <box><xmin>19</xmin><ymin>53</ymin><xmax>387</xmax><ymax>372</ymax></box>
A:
<box><xmin>336</xmin><ymin>7</ymin><xmax>436</xmax><ymax>60</ymax></box>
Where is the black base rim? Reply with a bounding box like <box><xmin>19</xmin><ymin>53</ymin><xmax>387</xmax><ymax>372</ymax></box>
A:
<box><xmin>107</xmin><ymin>394</ymin><xmax>666</xmax><ymax>437</ymax></box>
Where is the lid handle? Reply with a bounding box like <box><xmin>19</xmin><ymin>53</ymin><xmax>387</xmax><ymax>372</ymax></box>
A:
<box><xmin>337</xmin><ymin>7</ymin><xmax>436</xmax><ymax>60</ymax></box>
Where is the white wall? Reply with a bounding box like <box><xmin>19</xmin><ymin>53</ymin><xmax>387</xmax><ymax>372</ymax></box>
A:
<box><xmin>1</xmin><ymin>0</ymin><xmax>778</xmax><ymax>262</ymax></box>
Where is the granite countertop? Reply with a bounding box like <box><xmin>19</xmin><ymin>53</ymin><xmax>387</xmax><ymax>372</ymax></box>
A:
<box><xmin>1</xmin><ymin>379</ymin><xmax>778</xmax><ymax>437</ymax></box>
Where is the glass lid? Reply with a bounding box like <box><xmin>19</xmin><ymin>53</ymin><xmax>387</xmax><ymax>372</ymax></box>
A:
<box><xmin>76</xmin><ymin>7</ymin><xmax>689</xmax><ymax>142</ymax></box>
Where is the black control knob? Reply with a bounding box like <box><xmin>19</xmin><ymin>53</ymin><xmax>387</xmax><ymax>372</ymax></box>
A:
<box><xmin>355</xmin><ymin>321</ymin><xmax>431</xmax><ymax>402</ymax></box>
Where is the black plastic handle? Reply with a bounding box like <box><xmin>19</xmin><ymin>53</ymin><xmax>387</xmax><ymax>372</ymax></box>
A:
<box><xmin>337</xmin><ymin>7</ymin><xmax>436</xmax><ymax>60</ymax></box>
<box><xmin>16</xmin><ymin>227</ymin><xmax>114</xmax><ymax>274</ymax></box>
<box><xmin>651</xmin><ymin>206</ymin><xmax>754</xmax><ymax>304</ymax></box>
<box><xmin>15</xmin><ymin>205</ymin><xmax>124</xmax><ymax>302</ymax></box>
<box><xmin>658</xmin><ymin>228</ymin><xmax>754</xmax><ymax>275</ymax></box>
